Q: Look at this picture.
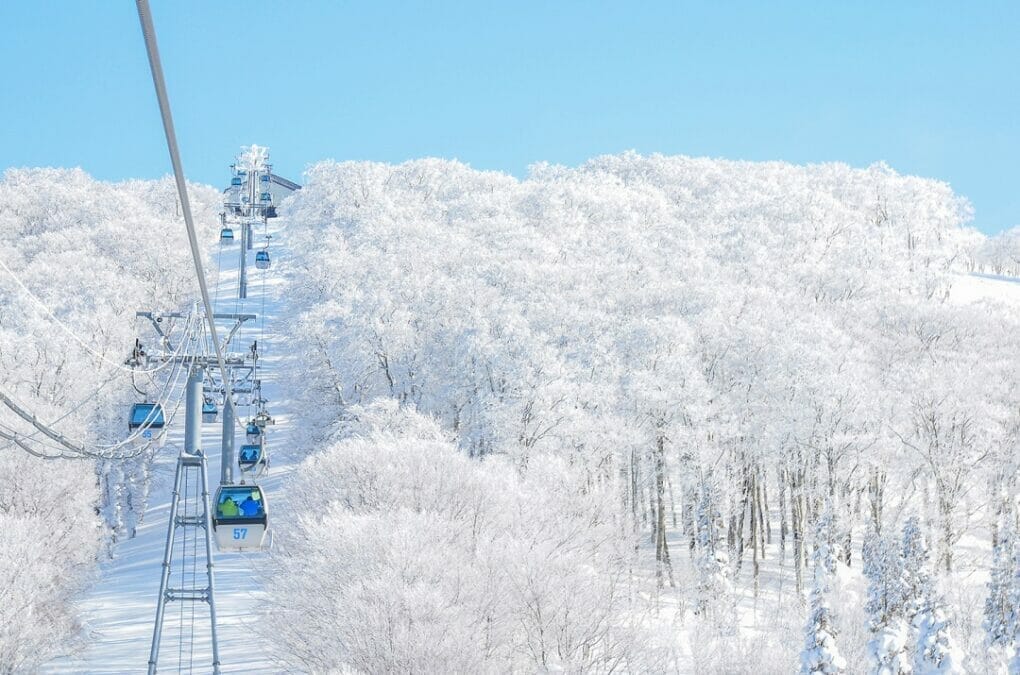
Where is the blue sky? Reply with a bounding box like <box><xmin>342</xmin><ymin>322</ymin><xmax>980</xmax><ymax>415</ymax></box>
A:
<box><xmin>1</xmin><ymin>1</ymin><xmax>1017</xmax><ymax>233</ymax></box>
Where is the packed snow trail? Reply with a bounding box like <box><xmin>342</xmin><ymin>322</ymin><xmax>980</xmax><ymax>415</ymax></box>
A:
<box><xmin>951</xmin><ymin>270</ymin><xmax>1020</xmax><ymax>306</ymax></box>
<box><xmin>43</xmin><ymin>216</ymin><xmax>294</xmax><ymax>674</ymax></box>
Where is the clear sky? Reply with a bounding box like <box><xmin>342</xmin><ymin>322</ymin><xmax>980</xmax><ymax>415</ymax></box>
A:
<box><xmin>1</xmin><ymin>1</ymin><xmax>1017</xmax><ymax>233</ymax></box>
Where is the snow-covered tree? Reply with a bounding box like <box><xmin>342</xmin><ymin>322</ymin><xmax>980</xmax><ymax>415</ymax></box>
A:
<box><xmin>902</xmin><ymin>516</ymin><xmax>932</xmax><ymax>628</ymax></box>
<box><xmin>692</xmin><ymin>479</ymin><xmax>734</xmax><ymax>625</ymax></box>
<box><xmin>270</xmin><ymin>152</ymin><xmax>1014</xmax><ymax>670</ymax></box>
<box><xmin>801</xmin><ymin>506</ymin><xmax>847</xmax><ymax>674</ymax></box>
<box><xmin>985</xmin><ymin>510</ymin><xmax>1017</xmax><ymax>652</ymax></box>
<box><xmin>983</xmin><ymin>503</ymin><xmax>1020</xmax><ymax>673</ymax></box>
<box><xmin>1011</xmin><ymin>544</ymin><xmax>1020</xmax><ymax>674</ymax></box>
<box><xmin>0</xmin><ymin>167</ymin><xmax>221</xmax><ymax>667</ymax></box>
<box><xmin>267</xmin><ymin>401</ymin><xmax>669</xmax><ymax>673</ymax></box>
<box><xmin>900</xmin><ymin>517</ymin><xmax>963</xmax><ymax>673</ymax></box>
<box><xmin>913</xmin><ymin>595</ymin><xmax>964</xmax><ymax>674</ymax></box>
<box><xmin>865</xmin><ymin>527</ymin><xmax>912</xmax><ymax>674</ymax></box>
<box><xmin>802</xmin><ymin>587</ymin><xmax>848</xmax><ymax>675</ymax></box>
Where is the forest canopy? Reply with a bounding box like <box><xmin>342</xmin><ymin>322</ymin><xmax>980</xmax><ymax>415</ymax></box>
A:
<box><xmin>269</xmin><ymin>154</ymin><xmax>1019</xmax><ymax>672</ymax></box>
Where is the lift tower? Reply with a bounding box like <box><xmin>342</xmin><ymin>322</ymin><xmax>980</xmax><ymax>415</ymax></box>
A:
<box><xmin>135</xmin><ymin>310</ymin><xmax>256</xmax><ymax>674</ymax></box>
<box><xmin>148</xmin><ymin>363</ymin><xmax>220</xmax><ymax>675</ymax></box>
<box><xmin>230</xmin><ymin>147</ymin><xmax>275</xmax><ymax>300</ymax></box>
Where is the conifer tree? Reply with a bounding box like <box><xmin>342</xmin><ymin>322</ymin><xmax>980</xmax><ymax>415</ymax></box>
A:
<box><xmin>864</xmin><ymin>525</ymin><xmax>912</xmax><ymax>674</ymax></box>
<box><xmin>693</xmin><ymin>481</ymin><xmax>733</xmax><ymax>624</ymax></box>
<box><xmin>1008</xmin><ymin>530</ymin><xmax>1020</xmax><ymax>675</ymax></box>
<box><xmin>800</xmin><ymin>506</ymin><xmax>847</xmax><ymax>674</ymax></box>
<box><xmin>901</xmin><ymin>516</ymin><xmax>930</xmax><ymax>628</ymax></box>
<box><xmin>901</xmin><ymin>517</ymin><xmax>962</xmax><ymax>674</ymax></box>
<box><xmin>913</xmin><ymin>594</ymin><xmax>963</xmax><ymax>674</ymax></box>
<box><xmin>985</xmin><ymin>511</ymin><xmax>1016</xmax><ymax>652</ymax></box>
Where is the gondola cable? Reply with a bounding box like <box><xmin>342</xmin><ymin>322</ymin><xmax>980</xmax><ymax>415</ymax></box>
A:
<box><xmin>135</xmin><ymin>0</ymin><xmax>242</xmax><ymax>437</ymax></box>
<box><xmin>0</xmin><ymin>365</ymin><xmax>122</xmax><ymax>457</ymax></box>
<box><xmin>0</xmin><ymin>315</ymin><xmax>195</xmax><ymax>459</ymax></box>
<box><xmin>0</xmin><ymin>256</ymin><xmax>184</xmax><ymax>376</ymax></box>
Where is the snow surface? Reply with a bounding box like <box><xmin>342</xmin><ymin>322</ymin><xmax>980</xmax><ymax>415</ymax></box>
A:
<box><xmin>43</xmin><ymin>216</ymin><xmax>293</xmax><ymax>674</ymax></box>
<box><xmin>950</xmin><ymin>272</ymin><xmax>1020</xmax><ymax>306</ymax></box>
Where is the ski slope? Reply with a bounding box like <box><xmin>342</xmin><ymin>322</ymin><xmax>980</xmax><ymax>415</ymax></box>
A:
<box><xmin>43</xmin><ymin>215</ymin><xmax>294</xmax><ymax>674</ymax></box>
<box><xmin>951</xmin><ymin>271</ymin><xmax>1020</xmax><ymax>306</ymax></box>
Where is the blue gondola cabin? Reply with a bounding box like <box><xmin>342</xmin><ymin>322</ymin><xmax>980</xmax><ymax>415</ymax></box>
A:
<box><xmin>212</xmin><ymin>485</ymin><xmax>268</xmax><ymax>550</ymax></box>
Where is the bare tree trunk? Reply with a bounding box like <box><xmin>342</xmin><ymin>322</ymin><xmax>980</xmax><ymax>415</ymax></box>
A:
<box><xmin>727</xmin><ymin>467</ymin><xmax>737</xmax><ymax>553</ymax></box>
<box><xmin>750</xmin><ymin>470</ymin><xmax>760</xmax><ymax>596</ymax></box>
<box><xmin>778</xmin><ymin>467</ymin><xmax>788</xmax><ymax>566</ymax></box>
<box><xmin>667</xmin><ymin>475</ymin><xmax>678</xmax><ymax>528</ymax></box>
<box><xmin>620</xmin><ymin>461</ymin><xmax>632</xmax><ymax>537</ymax></box>
<box><xmin>868</xmin><ymin>469</ymin><xmax>885</xmax><ymax>534</ymax></box>
<box><xmin>937</xmin><ymin>483</ymin><xmax>955</xmax><ymax>573</ymax></box>
<box><xmin>654</xmin><ymin>433</ymin><xmax>675</xmax><ymax>588</ymax></box>
<box><xmin>648</xmin><ymin>467</ymin><xmax>656</xmax><ymax>543</ymax></box>
<box><xmin>791</xmin><ymin>469</ymin><xmax>805</xmax><ymax>595</ymax></box>
<box><xmin>630</xmin><ymin>449</ymin><xmax>639</xmax><ymax>534</ymax></box>
<box><xmin>734</xmin><ymin>464</ymin><xmax>749</xmax><ymax>572</ymax></box>
<box><xmin>685</xmin><ymin>487</ymin><xmax>697</xmax><ymax>554</ymax></box>
<box><xmin>839</xmin><ymin>486</ymin><xmax>853</xmax><ymax>567</ymax></box>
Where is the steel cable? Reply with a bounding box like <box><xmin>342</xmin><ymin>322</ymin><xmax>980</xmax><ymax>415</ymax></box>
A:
<box><xmin>135</xmin><ymin>0</ymin><xmax>241</xmax><ymax>442</ymax></box>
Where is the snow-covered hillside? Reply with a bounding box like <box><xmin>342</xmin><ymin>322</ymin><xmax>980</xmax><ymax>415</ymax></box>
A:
<box><xmin>266</xmin><ymin>155</ymin><xmax>1020</xmax><ymax>672</ymax></box>
<box><xmin>3</xmin><ymin>154</ymin><xmax>1019</xmax><ymax>673</ymax></box>
<box><xmin>0</xmin><ymin>169</ymin><xmax>221</xmax><ymax>672</ymax></box>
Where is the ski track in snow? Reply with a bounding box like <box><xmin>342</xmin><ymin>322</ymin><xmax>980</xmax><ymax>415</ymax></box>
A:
<box><xmin>43</xmin><ymin>217</ymin><xmax>293</xmax><ymax>674</ymax></box>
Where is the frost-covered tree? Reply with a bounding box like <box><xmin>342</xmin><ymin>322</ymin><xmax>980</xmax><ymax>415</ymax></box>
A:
<box><xmin>865</xmin><ymin>527</ymin><xmax>912</xmax><ymax>674</ymax></box>
<box><xmin>1011</xmin><ymin>542</ymin><xmax>1020</xmax><ymax>674</ymax></box>
<box><xmin>270</xmin><ymin>152</ymin><xmax>1016</xmax><ymax>670</ymax></box>
<box><xmin>984</xmin><ymin>505</ymin><xmax>1020</xmax><ymax>674</ymax></box>
<box><xmin>900</xmin><ymin>517</ymin><xmax>963</xmax><ymax>674</ymax></box>
<box><xmin>902</xmin><ymin>517</ymin><xmax>932</xmax><ymax>628</ymax></box>
<box><xmin>0</xmin><ymin>167</ymin><xmax>221</xmax><ymax>667</ymax></box>
<box><xmin>913</xmin><ymin>596</ymin><xmax>963</xmax><ymax>674</ymax></box>
<box><xmin>972</xmin><ymin>226</ymin><xmax>1020</xmax><ymax>276</ymax></box>
<box><xmin>692</xmin><ymin>479</ymin><xmax>734</xmax><ymax>625</ymax></box>
<box><xmin>267</xmin><ymin>401</ymin><xmax>671</xmax><ymax>673</ymax></box>
<box><xmin>985</xmin><ymin>510</ymin><xmax>1017</xmax><ymax>652</ymax></box>
<box><xmin>801</xmin><ymin>506</ymin><xmax>847</xmax><ymax>674</ymax></box>
<box><xmin>802</xmin><ymin>589</ymin><xmax>848</xmax><ymax>675</ymax></box>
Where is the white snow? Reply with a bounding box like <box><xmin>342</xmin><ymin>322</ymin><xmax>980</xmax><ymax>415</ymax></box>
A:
<box><xmin>950</xmin><ymin>272</ymin><xmax>1020</xmax><ymax>306</ymax></box>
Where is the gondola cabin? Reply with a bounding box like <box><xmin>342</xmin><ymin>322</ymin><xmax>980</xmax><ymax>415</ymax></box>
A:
<box><xmin>231</xmin><ymin>176</ymin><xmax>242</xmax><ymax>186</ymax></box>
<box><xmin>220</xmin><ymin>226</ymin><xmax>234</xmax><ymax>242</ymax></box>
<box><xmin>202</xmin><ymin>399</ymin><xmax>218</xmax><ymax>423</ymax></box>
<box><xmin>238</xmin><ymin>443</ymin><xmax>267</xmax><ymax>473</ymax></box>
<box><xmin>246</xmin><ymin>421</ymin><xmax>261</xmax><ymax>444</ymax></box>
<box><xmin>260</xmin><ymin>174</ymin><xmax>270</xmax><ymax>183</ymax></box>
<box><xmin>128</xmin><ymin>402</ymin><xmax>166</xmax><ymax>447</ymax></box>
<box><xmin>260</xmin><ymin>192</ymin><xmax>272</xmax><ymax>202</ymax></box>
<box><xmin>255</xmin><ymin>250</ymin><xmax>271</xmax><ymax>270</ymax></box>
<box><xmin>212</xmin><ymin>485</ymin><xmax>267</xmax><ymax>550</ymax></box>
<box><xmin>265</xmin><ymin>206</ymin><xmax>278</xmax><ymax>219</ymax></box>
